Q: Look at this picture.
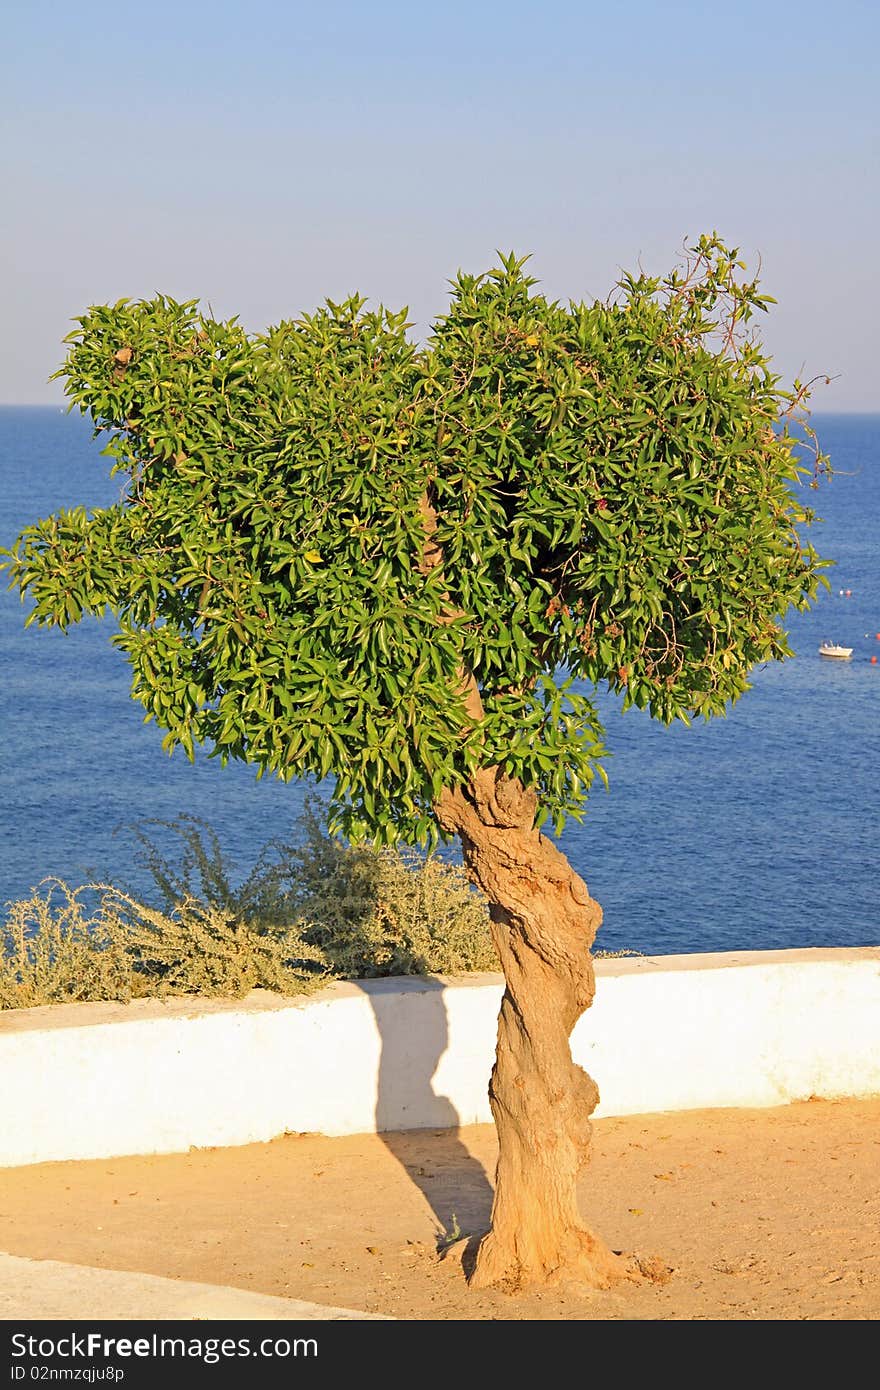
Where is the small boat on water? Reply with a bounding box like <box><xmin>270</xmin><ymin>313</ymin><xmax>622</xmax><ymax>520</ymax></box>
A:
<box><xmin>819</xmin><ymin>641</ymin><xmax>853</xmax><ymax>660</ymax></box>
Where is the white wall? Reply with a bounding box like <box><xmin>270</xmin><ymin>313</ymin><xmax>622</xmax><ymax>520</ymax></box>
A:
<box><xmin>1</xmin><ymin>947</ymin><xmax>878</xmax><ymax>1167</ymax></box>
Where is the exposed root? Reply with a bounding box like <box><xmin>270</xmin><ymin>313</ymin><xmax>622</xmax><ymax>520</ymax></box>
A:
<box><xmin>469</xmin><ymin>1226</ymin><xmax>631</xmax><ymax>1293</ymax></box>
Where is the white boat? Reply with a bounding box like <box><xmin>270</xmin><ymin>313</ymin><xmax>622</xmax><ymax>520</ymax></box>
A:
<box><xmin>819</xmin><ymin>641</ymin><xmax>853</xmax><ymax>660</ymax></box>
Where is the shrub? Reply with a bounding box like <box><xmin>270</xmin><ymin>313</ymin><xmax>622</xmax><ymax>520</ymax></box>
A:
<box><xmin>0</xmin><ymin>802</ymin><xmax>496</xmax><ymax>1010</ymax></box>
<box><xmin>287</xmin><ymin>802</ymin><xmax>497</xmax><ymax>977</ymax></box>
<box><xmin>0</xmin><ymin>881</ymin><xmax>137</xmax><ymax>1009</ymax></box>
<box><xmin>0</xmin><ymin>879</ymin><xmax>330</xmax><ymax>1010</ymax></box>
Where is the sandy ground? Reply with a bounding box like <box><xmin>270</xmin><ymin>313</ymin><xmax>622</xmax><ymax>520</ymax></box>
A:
<box><xmin>1</xmin><ymin>1098</ymin><xmax>878</xmax><ymax>1321</ymax></box>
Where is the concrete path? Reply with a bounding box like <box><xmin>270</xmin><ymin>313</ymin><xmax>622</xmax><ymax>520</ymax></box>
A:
<box><xmin>0</xmin><ymin>1252</ymin><xmax>390</xmax><ymax>1320</ymax></box>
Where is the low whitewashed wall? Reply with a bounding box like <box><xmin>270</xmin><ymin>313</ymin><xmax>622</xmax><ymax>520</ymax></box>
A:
<box><xmin>1</xmin><ymin>947</ymin><xmax>878</xmax><ymax>1167</ymax></box>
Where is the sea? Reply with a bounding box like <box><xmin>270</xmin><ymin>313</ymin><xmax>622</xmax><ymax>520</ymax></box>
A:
<box><xmin>1</xmin><ymin>407</ymin><xmax>877</xmax><ymax>956</ymax></box>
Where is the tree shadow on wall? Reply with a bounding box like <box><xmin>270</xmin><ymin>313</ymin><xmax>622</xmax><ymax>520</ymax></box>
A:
<box><xmin>356</xmin><ymin>976</ymin><xmax>495</xmax><ymax>1249</ymax></box>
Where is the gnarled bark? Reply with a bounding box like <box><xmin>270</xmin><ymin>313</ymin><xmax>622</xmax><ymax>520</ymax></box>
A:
<box><xmin>436</xmin><ymin>766</ymin><xmax>625</xmax><ymax>1291</ymax></box>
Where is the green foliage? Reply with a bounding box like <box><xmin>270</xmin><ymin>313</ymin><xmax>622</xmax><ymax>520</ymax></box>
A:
<box><xmin>2</xmin><ymin>236</ymin><xmax>828</xmax><ymax>844</ymax></box>
<box><xmin>0</xmin><ymin>810</ymin><xmax>495</xmax><ymax>1010</ymax></box>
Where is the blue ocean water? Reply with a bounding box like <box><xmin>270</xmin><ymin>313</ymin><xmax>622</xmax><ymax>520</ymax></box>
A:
<box><xmin>1</xmin><ymin>407</ymin><xmax>877</xmax><ymax>955</ymax></box>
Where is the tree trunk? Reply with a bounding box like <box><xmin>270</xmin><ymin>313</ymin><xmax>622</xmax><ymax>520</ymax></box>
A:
<box><xmin>436</xmin><ymin>766</ymin><xmax>625</xmax><ymax>1291</ymax></box>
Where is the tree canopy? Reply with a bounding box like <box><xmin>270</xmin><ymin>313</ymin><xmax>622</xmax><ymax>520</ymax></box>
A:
<box><xmin>4</xmin><ymin>235</ymin><xmax>826</xmax><ymax>844</ymax></box>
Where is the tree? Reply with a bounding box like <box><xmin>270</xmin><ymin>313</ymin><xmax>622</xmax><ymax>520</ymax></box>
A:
<box><xmin>3</xmin><ymin>235</ymin><xmax>826</xmax><ymax>1290</ymax></box>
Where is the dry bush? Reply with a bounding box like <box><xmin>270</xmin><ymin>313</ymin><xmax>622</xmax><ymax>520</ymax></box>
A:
<box><xmin>0</xmin><ymin>801</ymin><xmax>496</xmax><ymax>1010</ymax></box>
<box><xmin>288</xmin><ymin>803</ymin><xmax>496</xmax><ymax>976</ymax></box>
<box><xmin>0</xmin><ymin>879</ymin><xmax>330</xmax><ymax>1010</ymax></box>
<box><xmin>0</xmin><ymin>881</ymin><xmax>141</xmax><ymax>1009</ymax></box>
<box><xmin>96</xmin><ymin>888</ymin><xmax>330</xmax><ymax>999</ymax></box>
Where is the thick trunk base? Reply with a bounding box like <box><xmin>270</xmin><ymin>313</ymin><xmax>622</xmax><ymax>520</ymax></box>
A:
<box><xmin>470</xmin><ymin>1225</ymin><xmax>627</xmax><ymax>1292</ymax></box>
<box><xmin>436</xmin><ymin>768</ymin><xmax>631</xmax><ymax>1293</ymax></box>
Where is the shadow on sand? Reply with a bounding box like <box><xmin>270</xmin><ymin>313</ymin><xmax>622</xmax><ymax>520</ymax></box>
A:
<box><xmin>356</xmin><ymin>976</ymin><xmax>495</xmax><ymax>1249</ymax></box>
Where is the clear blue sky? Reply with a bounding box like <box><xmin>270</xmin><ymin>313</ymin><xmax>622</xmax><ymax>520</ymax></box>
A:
<box><xmin>2</xmin><ymin>0</ymin><xmax>877</xmax><ymax>408</ymax></box>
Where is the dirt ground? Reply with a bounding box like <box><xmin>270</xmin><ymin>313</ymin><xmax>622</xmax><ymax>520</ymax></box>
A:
<box><xmin>1</xmin><ymin>1098</ymin><xmax>878</xmax><ymax>1321</ymax></box>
